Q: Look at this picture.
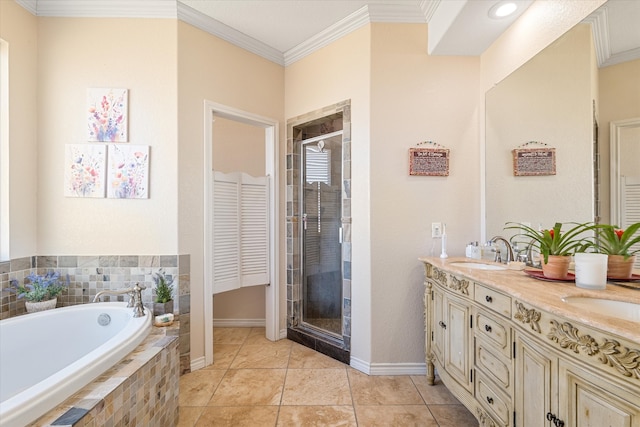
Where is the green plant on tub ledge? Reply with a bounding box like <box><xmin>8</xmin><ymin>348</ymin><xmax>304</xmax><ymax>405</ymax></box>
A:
<box><xmin>152</xmin><ymin>269</ymin><xmax>174</xmax><ymax>316</ymax></box>
<box><xmin>10</xmin><ymin>271</ymin><xmax>69</xmax><ymax>313</ymax></box>
<box><xmin>505</xmin><ymin>221</ymin><xmax>592</xmax><ymax>280</ymax></box>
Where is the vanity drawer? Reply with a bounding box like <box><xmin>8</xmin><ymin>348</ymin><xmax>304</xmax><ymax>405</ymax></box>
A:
<box><xmin>475</xmin><ymin>338</ymin><xmax>512</xmax><ymax>391</ymax></box>
<box><xmin>475</xmin><ymin>284</ymin><xmax>511</xmax><ymax>317</ymax></box>
<box><xmin>475</xmin><ymin>310</ymin><xmax>511</xmax><ymax>358</ymax></box>
<box><xmin>475</xmin><ymin>371</ymin><xmax>511</xmax><ymax>427</ymax></box>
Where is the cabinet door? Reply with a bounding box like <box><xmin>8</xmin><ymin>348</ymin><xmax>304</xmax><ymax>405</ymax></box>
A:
<box><xmin>559</xmin><ymin>361</ymin><xmax>640</xmax><ymax>427</ymax></box>
<box><xmin>444</xmin><ymin>294</ymin><xmax>472</xmax><ymax>392</ymax></box>
<box><xmin>432</xmin><ymin>286</ymin><xmax>445</xmax><ymax>365</ymax></box>
<box><xmin>515</xmin><ymin>333</ymin><xmax>557</xmax><ymax>427</ymax></box>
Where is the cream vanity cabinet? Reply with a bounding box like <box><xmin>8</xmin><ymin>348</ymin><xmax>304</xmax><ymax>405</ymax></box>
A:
<box><xmin>422</xmin><ymin>258</ymin><xmax>640</xmax><ymax>427</ymax></box>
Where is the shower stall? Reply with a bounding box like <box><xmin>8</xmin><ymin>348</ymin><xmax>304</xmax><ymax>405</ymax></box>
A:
<box><xmin>286</xmin><ymin>102</ymin><xmax>351</xmax><ymax>363</ymax></box>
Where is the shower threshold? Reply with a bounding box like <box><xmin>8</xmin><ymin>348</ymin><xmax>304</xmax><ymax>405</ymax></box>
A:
<box><xmin>287</xmin><ymin>323</ymin><xmax>349</xmax><ymax>365</ymax></box>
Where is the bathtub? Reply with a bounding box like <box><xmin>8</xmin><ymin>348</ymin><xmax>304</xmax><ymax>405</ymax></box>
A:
<box><xmin>0</xmin><ymin>302</ymin><xmax>151</xmax><ymax>427</ymax></box>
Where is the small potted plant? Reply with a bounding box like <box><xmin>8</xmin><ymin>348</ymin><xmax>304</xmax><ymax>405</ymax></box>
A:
<box><xmin>589</xmin><ymin>222</ymin><xmax>640</xmax><ymax>279</ymax></box>
<box><xmin>152</xmin><ymin>269</ymin><xmax>174</xmax><ymax>315</ymax></box>
<box><xmin>505</xmin><ymin>221</ymin><xmax>592</xmax><ymax>279</ymax></box>
<box><xmin>10</xmin><ymin>271</ymin><xmax>68</xmax><ymax>313</ymax></box>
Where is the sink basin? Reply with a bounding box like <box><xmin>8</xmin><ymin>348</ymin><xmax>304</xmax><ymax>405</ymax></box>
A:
<box><xmin>562</xmin><ymin>297</ymin><xmax>640</xmax><ymax>322</ymax></box>
<box><xmin>449</xmin><ymin>262</ymin><xmax>507</xmax><ymax>271</ymax></box>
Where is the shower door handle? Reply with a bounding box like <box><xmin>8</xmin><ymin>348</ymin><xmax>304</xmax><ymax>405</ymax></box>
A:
<box><xmin>302</xmin><ymin>213</ymin><xmax>308</xmax><ymax>230</ymax></box>
<box><xmin>339</xmin><ymin>227</ymin><xmax>343</xmax><ymax>244</ymax></box>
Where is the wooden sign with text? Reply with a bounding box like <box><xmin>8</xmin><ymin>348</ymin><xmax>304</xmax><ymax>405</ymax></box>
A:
<box><xmin>409</xmin><ymin>148</ymin><xmax>450</xmax><ymax>176</ymax></box>
<box><xmin>512</xmin><ymin>148</ymin><xmax>556</xmax><ymax>176</ymax></box>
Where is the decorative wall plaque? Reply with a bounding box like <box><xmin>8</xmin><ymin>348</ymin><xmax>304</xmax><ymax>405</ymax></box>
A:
<box><xmin>512</xmin><ymin>147</ymin><xmax>556</xmax><ymax>176</ymax></box>
<box><xmin>409</xmin><ymin>147</ymin><xmax>450</xmax><ymax>176</ymax></box>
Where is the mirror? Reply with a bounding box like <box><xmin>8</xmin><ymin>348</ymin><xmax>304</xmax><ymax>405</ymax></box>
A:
<box><xmin>485</xmin><ymin>0</ymin><xmax>640</xmax><ymax>241</ymax></box>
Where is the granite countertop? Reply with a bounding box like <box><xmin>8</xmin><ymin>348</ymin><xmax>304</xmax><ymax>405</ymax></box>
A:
<box><xmin>419</xmin><ymin>256</ymin><xmax>640</xmax><ymax>344</ymax></box>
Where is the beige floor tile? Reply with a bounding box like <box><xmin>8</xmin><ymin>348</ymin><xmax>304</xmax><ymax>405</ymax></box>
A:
<box><xmin>288</xmin><ymin>342</ymin><xmax>348</xmax><ymax>369</ymax></box>
<box><xmin>348</xmin><ymin>370</ymin><xmax>424</xmax><ymax>406</ymax></box>
<box><xmin>428</xmin><ymin>404</ymin><xmax>479</xmax><ymax>427</ymax></box>
<box><xmin>277</xmin><ymin>406</ymin><xmax>357</xmax><ymax>427</ymax></box>
<box><xmin>230</xmin><ymin>341</ymin><xmax>292</xmax><ymax>369</ymax></box>
<box><xmin>411</xmin><ymin>375</ymin><xmax>462</xmax><ymax>405</ymax></box>
<box><xmin>204</xmin><ymin>343</ymin><xmax>242</xmax><ymax>370</ymax></box>
<box><xmin>208</xmin><ymin>369</ymin><xmax>286</xmax><ymax>406</ymax></box>
<box><xmin>244</xmin><ymin>327</ymin><xmax>272</xmax><ymax>345</ymax></box>
<box><xmin>177</xmin><ymin>406</ymin><xmax>204</xmax><ymax>427</ymax></box>
<box><xmin>179</xmin><ymin>369</ymin><xmax>227</xmax><ymax>406</ymax></box>
<box><xmin>213</xmin><ymin>327</ymin><xmax>252</xmax><ymax>344</ymax></box>
<box><xmin>354</xmin><ymin>405</ymin><xmax>437</xmax><ymax>427</ymax></box>
<box><xmin>281</xmin><ymin>369</ymin><xmax>352</xmax><ymax>406</ymax></box>
<box><xmin>196</xmin><ymin>406</ymin><xmax>279</xmax><ymax>427</ymax></box>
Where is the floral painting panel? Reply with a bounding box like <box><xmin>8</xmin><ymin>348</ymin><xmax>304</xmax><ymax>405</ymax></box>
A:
<box><xmin>64</xmin><ymin>144</ymin><xmax>106</xmax><ymax>198</ymax></box>
<box><xmin>87</xmin><ymin>88</ymin><xmax>128</xmax><ymax>142</ymax></box>
<box><xmin>107</xmin><ymin>145</ymin><xmax>149</xmax><ymax>199</ymax></box>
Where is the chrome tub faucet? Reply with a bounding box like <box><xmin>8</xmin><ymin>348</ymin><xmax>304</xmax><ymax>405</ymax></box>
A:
<box><xmin>93</xmin><ymin>283</ymin><xmax>146</xmax><ymax>318</ymax></box>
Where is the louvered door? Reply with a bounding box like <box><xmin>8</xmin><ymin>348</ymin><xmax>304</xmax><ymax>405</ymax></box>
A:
<box><xmin>622</xmin><ymin>176</ymin><xmax>640</xmax><ymax>268</ymax></box>
<box><xmin>212</xmin><ymin>171</ymin><xmax>269</xmax><ymax>294</ymax></box>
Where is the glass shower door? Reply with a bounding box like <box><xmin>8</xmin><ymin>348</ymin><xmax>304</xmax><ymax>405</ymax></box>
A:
<box><xmin>301</xmin><ymin>133</ymin><xmax>343</xmax><ymax>337</ymax></box>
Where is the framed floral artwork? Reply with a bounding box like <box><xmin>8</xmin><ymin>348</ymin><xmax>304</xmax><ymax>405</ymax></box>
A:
<box><xmin>87</xmin><ymin>88</ymin><xmax>128</xmax><ymax>142</ymax></box>
<box><xmin>64</xmin><ymin>144</ymin><xmax>107</xmax><ymax>198</ymax></box>
<box><xmin>107</xmin><ymin>144</ymin><xmax>149</xmax><ymax>199</ymax></box>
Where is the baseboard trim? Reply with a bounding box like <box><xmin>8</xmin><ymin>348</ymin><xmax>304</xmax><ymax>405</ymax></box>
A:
<box><xmin>212</xmin><ymin>318</ymin><xmax>266</xmax><ymax>327</ymax></box>
<box><xmin>350</xmin><ymin>357</ymin><xmax>427</xmax><ymax>376</ymax></box>
<box><xmin>190</xmin><ymin>356</ymin><xmax>206</xmax><ymax>371</ymax></box>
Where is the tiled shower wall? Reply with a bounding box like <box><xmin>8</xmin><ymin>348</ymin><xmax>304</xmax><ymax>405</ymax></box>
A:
<box><xmin>286</xmin><ymin>100</ymin><xmax>352</xmax><ymax>349</ymax></box>
<box><xmin>0</xmin><ymin>254</ymin><xmax>191</xmax><ymax>374</ymax></box>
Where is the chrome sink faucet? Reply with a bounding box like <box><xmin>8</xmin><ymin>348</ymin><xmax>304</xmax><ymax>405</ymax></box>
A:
<box><xmin>489</xmin><ymin>236</ymin><xmax>515</xmax><ymax>264</ymax></box>
<box><xmin>93</xmin><ymin>283</ymin><xmax>146</xmax><ymax>318</ymax></box>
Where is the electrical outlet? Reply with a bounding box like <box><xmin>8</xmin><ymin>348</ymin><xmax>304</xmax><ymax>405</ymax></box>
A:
<box><xmin>432</xmin><ymin>222</ymin><xmax>442</xmax><ymax>238</ymax></box>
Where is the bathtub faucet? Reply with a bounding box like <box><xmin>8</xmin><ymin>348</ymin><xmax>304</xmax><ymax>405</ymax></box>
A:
<box><xmin>93</xmin><ymin>283</ymin><xmax>146</xmax><ymax>318</ymax></box>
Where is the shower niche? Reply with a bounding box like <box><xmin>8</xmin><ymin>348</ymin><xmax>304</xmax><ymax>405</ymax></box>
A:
<box><xmin>286</xmin><ymin>101</ymin><xmax>351</xmax><ymax>364</ymax></box>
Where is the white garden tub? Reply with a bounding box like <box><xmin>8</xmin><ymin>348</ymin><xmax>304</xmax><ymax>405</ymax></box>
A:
<box><xmin>0</xmin><ymin>302</ymin><xmax>151</xmax><ymax>427</ymax></box>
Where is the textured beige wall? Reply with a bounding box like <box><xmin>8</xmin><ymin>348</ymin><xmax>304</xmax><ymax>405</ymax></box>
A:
<box><xmin>369</xmin><ymin>23</ymin><xmax>480</xmax><ymax>364</ymax></box>
<box><xmin>0</xmin><ymin>1</ymin><xmax>38</xmax><ymax>259</ymax></box>
<box><xmin>177</xmin><ymin>21</ymin><xmax>284</xmax><ymax>361</ymax></box>
<box><xmin>36</xmin><ymin>17</ymin><xmax>178</xmax><ymax>255</ymax></box>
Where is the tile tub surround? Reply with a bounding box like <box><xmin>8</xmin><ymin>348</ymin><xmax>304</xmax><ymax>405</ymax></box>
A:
<box><xmin>0</xmin><ymin>254</ymin><xmax>192</xmax><ymax>374</ymax></box>
<box><xmin>28</xmin><ymin>323</ymin><xmax>180</xmax><ymax>427</ymax></box>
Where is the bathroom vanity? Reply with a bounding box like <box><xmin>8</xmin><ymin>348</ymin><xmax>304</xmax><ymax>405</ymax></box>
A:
<box><xmin>420</xmin><ymin>257</ymin><xmax>640</xmax><ymax>427</ymax></box>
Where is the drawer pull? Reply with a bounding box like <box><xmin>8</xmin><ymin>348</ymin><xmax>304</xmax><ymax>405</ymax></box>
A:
<box><xmin>546</xmin><ymin>412</ymin><xmax>564</xmax><ymax>427</ymax></box>
<box><xmin>485</xmin><ymin>295</ymin><xmax>493</xmax><ymax>303</ymax></box>
<box><xmin>439</xmin><ymin>321</ymin><xmax>447</xmax><ymax>329</ymax></box>
<box><xmin>486</xmin><ymin>396</ymin><xmax>494</xmax><ymax>404</ymax></box>
<box><xmin>484</xmin><ymin>324</ymin><xmax>492</xmax><ymax>333</ymax></box>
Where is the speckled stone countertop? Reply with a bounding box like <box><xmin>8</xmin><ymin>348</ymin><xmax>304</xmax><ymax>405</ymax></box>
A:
<box><xmin>419</xmin><ymin>257</ymin><xmax>640</xmax><ymax>344</ymax></box>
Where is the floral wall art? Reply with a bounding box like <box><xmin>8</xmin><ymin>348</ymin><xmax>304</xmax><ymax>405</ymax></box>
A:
<box><xmin>64</xmin><ymin>144</ymin><xmax>107</xmax><ymax>198</ymax></box>
<box><xmin>87</xmin><ymin>88</ymin><xmax>128</xmax><ymax>142</ymax></box>
<box><xmin>107</xmin><ymin>144</ymin><xmax>149</xmax><ymax>199</ymax></box>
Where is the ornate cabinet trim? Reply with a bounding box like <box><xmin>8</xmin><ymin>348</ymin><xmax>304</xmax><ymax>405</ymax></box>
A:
<box><xmin>514</xmin><ymin>301</ymin><xmax>541</xmax><ymax>333</ymax></box>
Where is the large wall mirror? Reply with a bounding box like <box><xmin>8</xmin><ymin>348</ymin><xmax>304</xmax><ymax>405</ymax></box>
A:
<box><xmin>485</xmin><ymin>0</ymin><xmax>640</xmax><ymax>244</ymax></box>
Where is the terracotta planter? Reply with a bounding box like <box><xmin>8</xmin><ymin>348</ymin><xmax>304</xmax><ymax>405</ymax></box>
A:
<box><xmin>25</xmin><ymin>297</ymin><xmax>57</xmax><ymax>313</ymax></box>
<box><xmin>607</xmin><ymin>255</ymin><xmax>636</xmax><ymax>280</ymax></box>
<box><xmin>540</xmin><ymin>254</ymin><xmax>571</xmax><ymax>280</ymax></box>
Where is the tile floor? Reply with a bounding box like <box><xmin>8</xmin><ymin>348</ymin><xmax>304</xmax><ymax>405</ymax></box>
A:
<box><xmin>178</xmin><ymin>327</ymin><xmax>479</xmax><ymax>426</ymax></box>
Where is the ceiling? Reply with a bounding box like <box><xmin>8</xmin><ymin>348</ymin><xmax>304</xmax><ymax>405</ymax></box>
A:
<box><xmin>16</xmin><ymin>0</ymin><xmax>640</xmax><ymax>67</ymax></box>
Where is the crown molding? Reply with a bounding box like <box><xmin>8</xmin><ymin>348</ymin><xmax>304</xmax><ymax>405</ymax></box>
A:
<box><xmin>421</xmin><ymin>0</ymin><xmax>440</xmax><ymax>23</ymax></box>
<box><xmin>176</xmin><ymin>2</ymin><xmax>284</xmax><ymax>65</ymax></box>
<box><xmin>15</xmin><ymin>0</ymin><xmax>37</xmax><ymax>15</ymax></box>
<box><xmin>25</xmin><ymin>0</ymin><xmax>177</xmax><ymax>18</ymax></box>
<box><xmin>582</xmin><ymin>7</ymin><xmax>610</xmax><ymax>68</ymax></box>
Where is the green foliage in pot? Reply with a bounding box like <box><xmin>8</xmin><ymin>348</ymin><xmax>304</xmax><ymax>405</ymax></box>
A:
<box><xmin>152</xmin><ymin>270</ymin><xmax>174</xmax><ymax>304</ymax></box>
<box><xmin>10</xmin><ymin>271</ymin><xmax>69</xmax><ymax>302</ymax></box>
<box><xmin>505</xmin><ymin>221</ymin><xmax>593</xmax><ymax>264</ymax></box>
<box><xmin>590</xmin><ymin>222</ymin><xmax>640</xmax><ymax>259</ymax></box>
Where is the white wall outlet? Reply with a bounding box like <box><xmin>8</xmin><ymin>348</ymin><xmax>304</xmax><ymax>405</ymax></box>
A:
<box><xmin>432</xmin><ymin>222</ymin><xmax>442</xmax><ymax>238</ymax></box>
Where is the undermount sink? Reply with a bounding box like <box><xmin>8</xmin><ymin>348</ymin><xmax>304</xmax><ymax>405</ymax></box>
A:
<box><xmin>562</xmin><ymin>297</ymin><xmax>640</xmax><ymax>322</ymax></box>
<box><xmin>449</xmin><ymin>261</ymin><xmax>507</xmax><ymax>271</ymax></box>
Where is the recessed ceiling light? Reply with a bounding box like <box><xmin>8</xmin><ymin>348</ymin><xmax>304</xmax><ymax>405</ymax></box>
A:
<box><xmin>489</xmin><ymin>2</ymin><xmax>518</xmax><ymax>19</ymax></box>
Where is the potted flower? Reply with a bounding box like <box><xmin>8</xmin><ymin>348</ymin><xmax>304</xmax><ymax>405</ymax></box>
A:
<box><xmin>10</xmin><ymin>271</ymin><xmax>68</xmax><ymax>313</ymax></box>
<box><xmin>505</xmin><ymin>222</ymin><xmax>592</xmax><ymax>279</ymax></box>
<box><xmin>590</xmin><ymin>222</ymin><xmax>640</xmax><ymax>279</ymax></box>
<box><xmin>152</xmin><ymin>269</ymin><xmax>174</xmax><ymax>315</ymax></box>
